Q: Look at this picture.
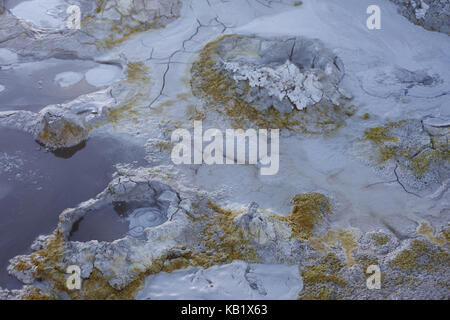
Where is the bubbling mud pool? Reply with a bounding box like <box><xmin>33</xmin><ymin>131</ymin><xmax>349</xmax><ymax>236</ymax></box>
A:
<box><xmin>0</xmin><ymin>128</ymin><xmax>145</xmax><ymax>289</ymax></box>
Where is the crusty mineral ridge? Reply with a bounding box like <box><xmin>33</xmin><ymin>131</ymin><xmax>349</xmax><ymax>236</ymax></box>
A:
<box><xmin>390</xmin><ymin>0</ymin><xmax>450</xmax><ymax>34</ymax></box>
<box><xmin>192</xmin><ymin>34</ymin><xmax>350</xmax><ymax>114</ymax></box>
<box><xmin>7</xmin><ymin>173</ymin><xmax>449</xmax><ymax>299</ymax></box>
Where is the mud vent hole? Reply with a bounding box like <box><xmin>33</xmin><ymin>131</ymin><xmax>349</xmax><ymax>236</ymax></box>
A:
<box><xmin>69</xmin><ymin>201</ymin><xmax>168</xmax><ymax>242</ymax></box>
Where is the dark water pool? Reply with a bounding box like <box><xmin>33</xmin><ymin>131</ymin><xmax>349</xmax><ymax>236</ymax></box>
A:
<box><xmin>0</xmin><ymin>128</ymin><xmax>145</xmax><ymax>289</ymax></box>
<box><xmin>69</xmin><ymin>203</ymin><xmax>131</xmax><ymax>243</ymax></box>
<box><xmin>0</xmin><ymin>58</ymin><xmax>102</xmax><ymax>112</ymax></box>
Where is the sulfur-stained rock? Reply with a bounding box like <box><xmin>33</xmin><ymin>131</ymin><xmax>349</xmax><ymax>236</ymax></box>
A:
<box><xmin>2</xmin><ymin>0</ymin><xmax>449</xmax><ymax>301</ymax></box>
<box><xmin>0</xmin><ymin>0</ymin><xmax>183</xmax><ymax>60</ymax></box>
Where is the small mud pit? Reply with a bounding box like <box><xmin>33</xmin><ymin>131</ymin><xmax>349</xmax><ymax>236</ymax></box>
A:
<box><xmin>0</xmin><ymin>57</ymin><xmax>122</xmax><ymax>112</ymax></box>
<box><xmin>0</xmin><ymin>128</ymin><xmax>145</xmax><ymax>289</ymax></box>
<box><xmin>69</xmin><ymin>201</ymin><xmax>168</xmax><ymax>242</ymax></box>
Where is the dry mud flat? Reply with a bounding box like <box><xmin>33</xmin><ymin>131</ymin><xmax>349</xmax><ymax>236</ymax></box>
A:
<box><xmin>0</xmin><ymin>0</ymin><xmax>449</xmax><ymax>300</ymax></box>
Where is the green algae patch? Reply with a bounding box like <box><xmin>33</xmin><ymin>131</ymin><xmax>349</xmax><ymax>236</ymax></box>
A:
<box><xmin>153</xmin><ymin>141</ymin><xmax>173</xmax><ymax>152</ymax></box>
<box><xmin>13</xmin><ymin>258</ymin><xmax>31</xmax><ymax>272</ymax></box>
<box><xmin>190</xmin><ymin>35</ymin><xmax>239</xmax><ymax>107</ymax></box>
<box><xmin>139</xmin><ymin>201</ymin><xmax>261</xmax><ymax>276</ymax></box>
<box><xmin>69</xmin><ymin>268</ymin><xmax>146</xmax><ymax>300</ymax></box>
<box><xmin>280</xmin><ymin>193</ymin><xmax>361</xmax><ymax>267</ymax></box>
<box><xmin>10</xmin><ymin>229</ymin><xmax>152</xmax><ymax>300</ymax></box>
<box><xmin>38</xmin><ymin>121</ymin><xmax>87</xmax><ymax>149</ymax></box>
<box><xmin>126</xmin><ymin>62</ymin><xmax>151</xmax><ymax>84</ymax></box>
<box><xmin>137</xmin><ymin>201</ymin><xmax>262</xmax><ymax>275</ymax></box>
<box><xmin>310</xmin><ymin>229</ymin><xmax>359</xmax><ymax>267</ymax></box>
<box><xmin>355</xmin><ymin>254</ymin><xmax>379</xmax><ymax>274</ymax></box>
<box><xmin>444</xmin><ymin>228</ymin><xmax>450</xmax><ymax>242</ymax></box>
<box><xmin>363</xmin><ymin>122</ymin><xmax>402</xmax><ymax>163</ymax></box>
<box><xmin>364</xmin><ymin>126</ymin><xmax>399</xmax><ymax>144</ymax></box>
<box><xmin>281</xmin><ymin>193</ymin><xmax>332</xmax><ymax>241</ymax></box>
<box><xmin>410</xmin><ymin>148</ymin><xmax>449</xmax><ymax>178</ymax></box>
<box><xmin>10</xmin><ymin>230</ymin><xmax>70</xmax><ymax>299</ymax></box>
<box><xmin>101</xmin><ymin>24</ymin><xmax>158</xmax><ymax>49</ymax></box>
<box><xmin>107</xmin><ymin>98</ymin><xmax>141</xmax><ymax>124</ymax></box>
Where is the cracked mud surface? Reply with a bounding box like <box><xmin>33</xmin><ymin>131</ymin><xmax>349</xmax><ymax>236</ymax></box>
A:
<box><xmin>0</xmin><ymin>0</ymin><xmax>449</xmax><ymax>300</ymax></box>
